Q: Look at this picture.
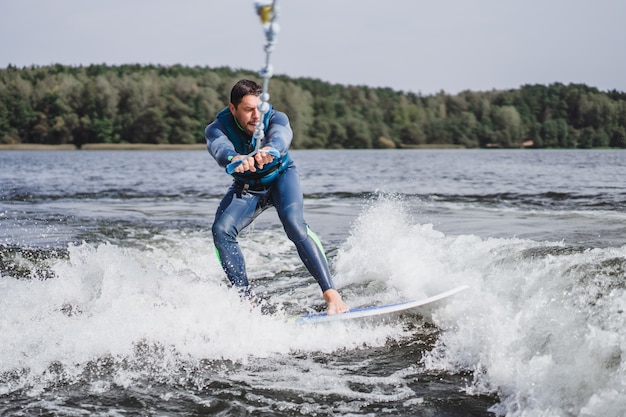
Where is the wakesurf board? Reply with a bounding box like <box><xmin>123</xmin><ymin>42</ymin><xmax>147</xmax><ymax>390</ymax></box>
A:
<box><xmin>289</xmin><ymin>285</ymin><xmax>469</xmax><ymax>325</ymax></box>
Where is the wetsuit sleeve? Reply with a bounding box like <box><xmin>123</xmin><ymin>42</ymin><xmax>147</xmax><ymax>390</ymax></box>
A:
<box><xmin>205</xmin><ymin>120</ymin><xmax>238</xmax><ymax>168</ymax></box>
<box><xmin>263</xmin><ymin>110</ymin><xmax>293</xmax><ymax>155</ymax></box>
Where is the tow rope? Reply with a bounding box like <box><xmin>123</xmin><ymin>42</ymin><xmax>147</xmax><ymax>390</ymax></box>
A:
<box><xmin>255</xmin><ymin>0</ymin><xmax>279</xmax><ymax>132</ymax></box>
<box><xmin>226</xmin><ymin>0</ymin><xmax>280</xmax><ymax>175</ymax></box>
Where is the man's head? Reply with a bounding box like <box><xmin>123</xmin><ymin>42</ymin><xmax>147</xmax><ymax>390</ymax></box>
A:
<box><xmin>230</xmin><ymin>79</ymin><xmax>262</xmax><ymax>107</ymax></box>
<box><xmin>229</xmin><ymin>80</ymin><xmax>262</xmax><ymax>136</ymax></box>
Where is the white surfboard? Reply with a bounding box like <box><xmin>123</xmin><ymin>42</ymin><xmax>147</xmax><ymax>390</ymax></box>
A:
<box><xmin>289</xmin><ymin>285</ymin><xmax>469</xmax><ymax>325</ymax></box>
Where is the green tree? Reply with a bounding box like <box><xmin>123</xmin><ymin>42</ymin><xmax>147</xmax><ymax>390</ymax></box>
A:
<box><xmin>164</xmin><ymin>96</ymin><xmax>200</xmax><ymax>144</ymax></box>
<box><xmin>305</xmin><ymin>118</ymin><xmax>331</xmax><ymax>148</ymax></box>
<box><xmin>343</xmin><ymin>116</ymin><xmax>372</xmax><ymax>148</ymax></box>
<box><xmin>398</xmin><ymin>122</ymin><xmax>426</xmax><ymax>145</ymax></box>
<box><xmin>610</xmin><ymin>126</ymin><xmax>626</xmax><ymax>147</ymax></box>
<box><xmin>131</xmin><ymin>107</ymin><xmax>169</xmax><ymax>144</ymax></box>
<box><xmin>541</xmin><ymin>118</ymin><xmax>571</xmax><ymax>148</ymax></box>
<box><xmin>326</xmin><ymin>120</ymin><xmax>347</xmax><ymax>149</ymax></box>
<box><xmin>490</xmin><ymin>105</ymin><xmax>522</xmax><ymax>147</ymax></box>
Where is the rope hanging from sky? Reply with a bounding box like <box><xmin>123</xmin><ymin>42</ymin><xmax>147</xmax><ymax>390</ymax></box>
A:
<box><xmin>224</xmin><ymin>1</ymin><xmax>280</xmax><ymax>175</ymax></box>
<box><xmin>252</xmin><ymin>0</ymin><xmax>280</xmax><ymax>151</ymax></box>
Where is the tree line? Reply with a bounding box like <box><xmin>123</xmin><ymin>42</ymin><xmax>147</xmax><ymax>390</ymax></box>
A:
<box><xmin>1</xmin><ymin>63</ymin><xmax>625</xmax><ymax>149</ymax></box>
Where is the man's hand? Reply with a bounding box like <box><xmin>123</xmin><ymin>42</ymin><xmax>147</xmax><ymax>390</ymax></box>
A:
<box><xmin>231</xmin><ymin>155</ymin><xmax>257</xmax><ymax>173</ymax></box>
<box><xmin>254</xmin><ymin>147</ymin><xmax>276</xmax><ymax>169</ymax></box>
<box><xmin>232</xmin><ymin>147</ymin><xmax>276</xmax><ymax>173</ymax></box>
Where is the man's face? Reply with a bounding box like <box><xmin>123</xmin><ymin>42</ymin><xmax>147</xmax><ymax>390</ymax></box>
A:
<box><xmin>229</xmin><ymin>94</ymin><xmax>260</xmax><ymax>136</ymax></box>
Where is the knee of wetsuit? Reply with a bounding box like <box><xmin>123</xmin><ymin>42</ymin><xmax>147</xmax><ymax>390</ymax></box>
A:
<box><xmin>281</xmin><ymin>207</ymin><xmax>308</xmax><ymax>242</ymax></box>
<box><xmin>212</xmin><ymin>217</ymin><xmax>235</xmax><ymax>240</ymax></box>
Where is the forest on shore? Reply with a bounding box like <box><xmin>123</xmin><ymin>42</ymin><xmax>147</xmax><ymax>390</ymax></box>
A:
<box><xmin>1</xmin><ymin>64</ymin><xmax>625</xmax><ymax>149</ymax></box>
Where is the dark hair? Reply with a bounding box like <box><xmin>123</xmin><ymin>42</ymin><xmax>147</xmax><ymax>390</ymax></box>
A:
<box><xmin>230</xmin><ymin>79</ymin><xmax>262</xmax><ymax>107</ymax></box>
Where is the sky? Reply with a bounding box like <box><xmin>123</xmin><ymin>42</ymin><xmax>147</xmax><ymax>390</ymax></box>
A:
<box><xmin>1</xmin><ymin>0</ymin><xmax>625</xmax><ymax>95</ymax></box>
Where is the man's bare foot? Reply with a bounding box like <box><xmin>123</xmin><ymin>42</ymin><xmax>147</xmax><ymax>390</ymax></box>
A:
<box><xmin>323</xmin><ymin>289</ymin><xmax>349</xmax><ymax>315</ymax></box>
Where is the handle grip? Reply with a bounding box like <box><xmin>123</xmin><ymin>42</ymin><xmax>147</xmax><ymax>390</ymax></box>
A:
<box><xmin>225</xmin><ymin>159</ymin><xmax>243</xmax><ymax>175</ymax></box>
<box><xmin>225</xmin><ymin>148</ymin><xmax>280</xmax><ymax>175</ymax></box>
<box><xmin>262</xmin><ymin>148</ymin><xmax>280</xmax><ymax>158</ymax></box>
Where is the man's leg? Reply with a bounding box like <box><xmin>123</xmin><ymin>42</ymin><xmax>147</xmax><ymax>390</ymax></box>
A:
<box><xmin>272</xmin><ymin>166</ymin><xmax>336</xmax><ymax>293</ymax></box>
<box><xmin>212</xmin><ymin>184</ymin><xmax>262</xmax><ymax>293</ymax></box>
<box><xmin>272</xmin><ymin>167</ymin><xmax>349</xmax><ymax>313</ymax></box>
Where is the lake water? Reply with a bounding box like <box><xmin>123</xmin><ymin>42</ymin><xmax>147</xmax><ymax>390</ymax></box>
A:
<box><xmin>1</xmin><ymin>149</ymin><xmax>625</xmax><ymax>416</ymax></box>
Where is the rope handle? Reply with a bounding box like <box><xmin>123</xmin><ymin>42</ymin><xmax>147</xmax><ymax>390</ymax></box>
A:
<box><xmin>225</xmin><ymin>148</ymin><xmax>280</xmax><ymax>175</ymax></box>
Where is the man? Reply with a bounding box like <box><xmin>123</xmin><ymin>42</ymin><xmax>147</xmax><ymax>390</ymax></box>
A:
<box><xmin>205</xmin><ymin>79</ymin><xmax>349</xmax><ymax>315</ymax></box>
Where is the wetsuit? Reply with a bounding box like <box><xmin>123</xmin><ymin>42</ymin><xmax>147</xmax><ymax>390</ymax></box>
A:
<box><xmin>205</xmin><ymin>107</ymin><xmax>335</xmax><ymax>296</ymax></box>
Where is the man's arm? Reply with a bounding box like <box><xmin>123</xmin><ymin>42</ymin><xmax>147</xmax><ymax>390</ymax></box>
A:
<box><xmin>262</xmin><ymin>110</ymin><xmax>293</xmax><ymax>155</ymax></box>
<box><xmin>205</xmin><ymin>121</ymin><xmax>237</xmax><ymax>168</ymax></box>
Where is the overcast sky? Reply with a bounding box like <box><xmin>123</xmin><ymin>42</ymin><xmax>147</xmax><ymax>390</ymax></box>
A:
<box><xmin>1</xmin><ymin>0</ymin><xmax>625</xmax><ymax>95</ymax></box>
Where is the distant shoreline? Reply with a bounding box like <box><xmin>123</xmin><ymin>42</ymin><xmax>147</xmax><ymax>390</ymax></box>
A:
<box><xmin>0</xmin><ymin>143</ymin><xmax>469</xmax><ymax>151</ymax></box>
<box><xmin>0</xmin><ymin>144</ymin><xmax>470</xmax><ymax>151</ymax></box>
<box><xmin>0</xmin><ymin>144</ymin><xmax>207</xmax><ymax>151</ymax></box>
<box><xmin>1</xmin><ymin>144</ymin><xmax>622</xmax><ymax>151</ymax></box>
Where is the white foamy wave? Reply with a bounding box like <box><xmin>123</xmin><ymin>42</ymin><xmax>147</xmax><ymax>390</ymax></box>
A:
<box><xmin>334</xmin><ymin>196</ymin><xmax>481</xmax><ymax>304</ymax></box>
<box><xmin>0</xmin><ymin>231</ymin><xmax>406</xmax><ymax>394</ymax></box>
<box><xmin>6</xmin><ymin>194</ymin><xmax>625</xmax><ymax>416</ymax></box>
<box><xmin>334</xmin><ymin>196</ymin><xmax>626</xmax><ymax>416</ymax></box>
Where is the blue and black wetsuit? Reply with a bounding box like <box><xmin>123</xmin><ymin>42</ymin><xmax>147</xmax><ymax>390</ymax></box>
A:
<box><xmin>205</xmin><ymin>107</ymin><xmax>335</xmax><ymax>296</ymax></box>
